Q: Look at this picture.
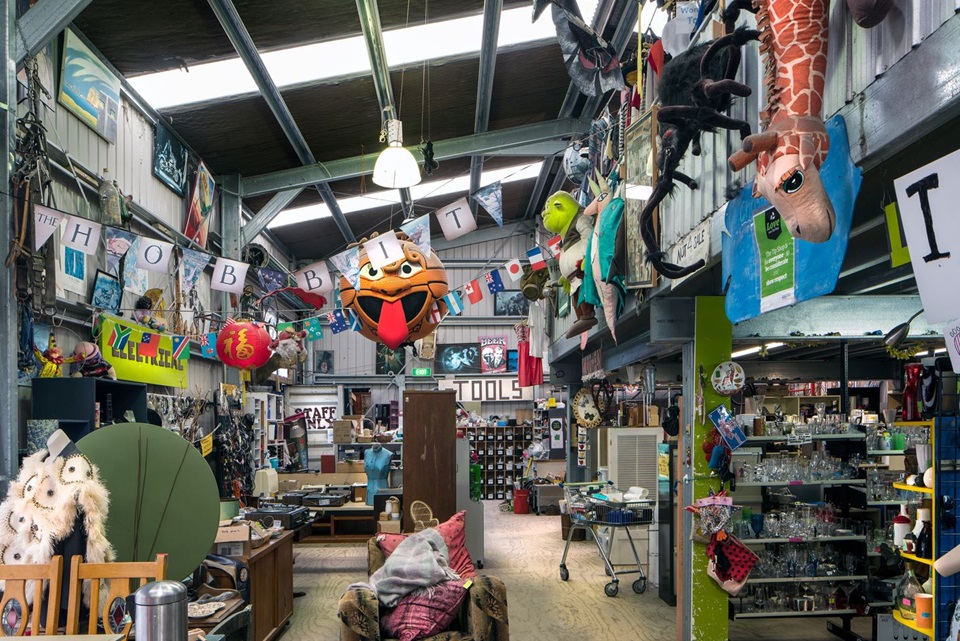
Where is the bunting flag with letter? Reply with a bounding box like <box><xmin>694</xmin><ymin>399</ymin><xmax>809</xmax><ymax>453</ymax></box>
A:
<box><xmin>400</xmin><ymin>214</ymin><xmax>432</xmax><ymax>253</ymax></box>
<box><xmin>435</xmin><ymin>197</ymin><xmax>476</xmax><ymax>241</ymax></box>
<box><xmin>200</xmin><ymin>332</ymin><xmax>218</xmax><ymax>358</ymax></box>
<box><xmin>303</xmin><ymin>316</ymin><xmax>323</xmax><ymax>341</ymax></box>
<box><xmin>295</xmin><ymin>260</ymin><xmax>333</xmax><ymax>295</ymax></box>
<box><xmin>442</xmin><ymin>291</ymin><xmax>463</xmax><ymax>316</ymax></box>
<box><xmin>179</xmin><ymin>247</ymin><xmax>211</xmax><ymax>294</ymax></box>
<box><xmin>211</xmin><ymin>258</ymin><xmax>249</xmax><ymax>294</ymax></box>
<box><xmin>363</xmin><ymin>233</ymin><xmax>405</xmax><ymax>270</ymax></box>
<box><xmin>258</xmin><ymin>268</ymin><xmax>287</xmax><ymax>293</ymax></box>
<box><xmin>105</xmin><ymin>227</ymin><xmax>137</xmax><ymax>276</ymax></box>
<box><xmin>527</xmin><ymin>247</ymin><xmax>547</xmax><ymax>270</ymax></box>
<box><xmin>505</xmin><ymin>258</ymin><xmax>523</xmax><ymax>282</ymax></box>
<box><xmin>61</xmin><ymin>216</ymin><xmax>102</xmax><ymax>255</ymax></box>
<box><xmin>138</xmin><ymin>332</ymin><xmax>161</xmax><ymax>358</ymax></box>
<box><xmin>109</xmin><ymin>324</ymin><xmax>133</xmax><ymax>351</ymax></box>
<box><xmin>428</xmin><ymin>303</ymin><xmax>443</xmax><ymax>325</ymax></box>
<box><xmin>464</xmin><ymin>279</ymin><xmax>483</xmax><ymax>305</ymax></box>
<box><xmin>472</xmin><ymin>182</ymin><xmax>503</xmax><ymax>227</ymax></box>
<box><xmin>136</xmin><ymin>238</ymin><xmax>175</xmax><ymax>273</ymax></box>
<box><xmin>171</xmin><ymin>335</ymin><xmax>190</xmax><ymax>360</ymax></box>
<box><xmin>547</xmin><ymin>235</ymin><xmax>562</xmax><ymax>258</ymax></box>
<box><xmin>34</xmin><ymin>204</ymin><xmax>65</xmax><ymax>251</ymax></box>
<box><xmin>485</xmin><ymin>270</ymin><xmax>505</xmax><ymax>294</ymax></box>
<box><xmin>327</xmin><ymin>309</ymin><xmax>349</xmax><ymax>334</ymax></box>
<box><xmin>330</xmin><ymin>246</ymin><xmax>361</xmax><ymax>289</ymax></box>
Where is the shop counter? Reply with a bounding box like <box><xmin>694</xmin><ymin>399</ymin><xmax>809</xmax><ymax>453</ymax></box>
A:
<box><xmin>242</xmin><ymin>530</ymin><xmax>294</xmax><ymax>641</ymax></box>
<box><xmin>304</xmin><ymin>503</ymin><xmax>377</xmax><ymax>542</ymax></box>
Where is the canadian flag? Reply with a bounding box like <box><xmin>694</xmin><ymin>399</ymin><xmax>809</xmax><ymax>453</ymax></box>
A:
<box><xmin>464</xmin><ymin>279</ymin><xmax>483</xmax><ymax>304</ymax></box>
<box><xmin>547</xmin><ymin>235</ymin><xmax>562</xmax><ymax>257</ymax></box>
<box><xmin>504</xmin><ymin>258</ymin><xmax>523</xmax><ymax>282</ymax></box>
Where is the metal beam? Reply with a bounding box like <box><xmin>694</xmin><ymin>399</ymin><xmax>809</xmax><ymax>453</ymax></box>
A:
<box><xmin>731</xmin><ymin>295</ymin><xmax>934</xmax><ymax>340</ymax></box>
<box><xmin>355</xmin><ymin>0</ymin><xmax>414</xmax><ymax>217</ymax></box>
<box><xmin>14</xmin><ymin>0</ymin><xmax>91</xmax><ymax>61</ymax></box>
<box><xmin>482</xmin><ymin>141</ymin><xmax>568</xmax><ymax>157</ymax></box>
<box><xmin>839</xmin><ymin>12</ymin><xmax>960</xmax><ymax>170</ymax></box>
<box><xmin>241</xmin><ymin>117</ymin><xmax>591</xmax><ymax>197</ymax></box>
<box><xmin>207</xmin><ymin>0</ymin><xmax>355</xmax><ymax>244</ymax></box>
<box><xmin>469</xmin><ymin>0</ymin><xmax>503</xmax><ymax>199</ymax></box>
<box><xmin>431</xmin><ymin>221</ymin><xmax>532</xmax><ymax>252</ymax></box>
<box><xmin>240</xmin><ymin>188</ymin><xmax>302</xmax><ymax>247</ymax></box>
<box><xmin>219</xmin><ymin>175</ymin><xmax>242</xmax><ymax>385</ymax></box>
<box><xmin>1</xmin><ymin>0</ymin><xmax>16</xmax><ymax>488</ymax></box>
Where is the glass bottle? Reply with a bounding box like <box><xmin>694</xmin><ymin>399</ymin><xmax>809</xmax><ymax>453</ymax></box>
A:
<box><xmin>98</xmin><ymin>168</ymin><xmax>123</xmax><ymax>226</ymax></box>
<box><xmin>903</xmin><ymin>363</ymin><xmax>923</xmax><ymax>422</ymax></box>
<box><xmin>896</xmin><ymin>566</ymin><xmax>922</xmax><ymax>620</ymax></box>
<box><xmin>917</xmin><ymin>519</ymin><xmax>933</xmax><ymax>559</ymax></box>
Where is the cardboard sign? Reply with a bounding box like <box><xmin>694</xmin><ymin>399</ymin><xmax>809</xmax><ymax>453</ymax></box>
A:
<box><xmin>98</xmin><ymin>314</ymin><xmax>188</xmax><ymax>388</ymax></box>
<box><xmin>136</xmin><ymin>238</ymin><xmax>174</xmax><ymax>273</ymax></box>
<box><xmin>435</xmin><ymin>197</ymin><xmax>476</xmax><ymax>241</ymax></box>
<box><xmin>437</xmin><ymin>378</ymin><xmax>533</xmax><ymax>402</ymax></box>
<box><xmin>893</xmin><ymin>147</ymin><xmax>960</xmax><ymax>324</ymax></box>
<box><xmin>211</xmin><ymin>258</ymin><xmax>249</xmax><ymax>294</ymax></box>
<box><xmin>295</xmin><ymin>260</ymin><xmax>333</xmax><ymax>294</ymax></box>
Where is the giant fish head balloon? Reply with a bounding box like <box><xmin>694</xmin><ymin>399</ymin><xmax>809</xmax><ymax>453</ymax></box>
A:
<box><xmin>340</xmin><ymin>233</ymin><xmax>449</xmax><ymax>349</ymax></box>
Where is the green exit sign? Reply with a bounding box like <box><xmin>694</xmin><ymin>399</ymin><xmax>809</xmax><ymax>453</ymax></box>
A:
<box><xmin>412</xmin><ymin>367</ymin><xmax>432</xmax><ymax>377</ymax></box>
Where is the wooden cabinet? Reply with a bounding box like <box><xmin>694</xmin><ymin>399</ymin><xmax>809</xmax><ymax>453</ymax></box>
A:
<box><xmin>242</xmin><ymin>531</ymin><xmax>294</xmax><ymax>641</ymax></box>
<box><xmin>401</xmin><ymin>391</ymin><xmax>457</xmax><ymax>532</ymax></box>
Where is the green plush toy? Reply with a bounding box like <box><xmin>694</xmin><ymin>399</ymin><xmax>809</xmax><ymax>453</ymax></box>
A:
<box><xmin>540</xmin><ymin>191</ymin><xmax>598</xmax><ymax>338</ymax></box>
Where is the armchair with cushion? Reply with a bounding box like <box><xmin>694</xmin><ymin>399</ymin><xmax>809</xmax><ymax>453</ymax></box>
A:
<box><xmin>338</xmin><ymin>512</ymin><xmax>508</xmax><ymax>641</ymax></box>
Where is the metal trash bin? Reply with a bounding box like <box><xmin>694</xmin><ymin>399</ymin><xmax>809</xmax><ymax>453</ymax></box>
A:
<box><xmin>134</xmin><ymin>580</ymin><xmax>187</xmax><ymax>641</ymax></box>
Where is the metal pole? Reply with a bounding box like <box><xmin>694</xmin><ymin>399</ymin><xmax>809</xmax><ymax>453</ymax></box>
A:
<box><xmin>680</xmin><ymin>340</ymin><xmax>694</xmax><ymax>641</ymax></box>
<box><xmin>0</xmin><ymin>0</ymin><xmax>17</xmax><ymax>493</ymax></box>
<box><xmin>840</xmin><ymin>340</ymin><xmax>850</xmax><ymax>415</ymax></box>
<box><xmin>220</xmin><ymin>175</ymin><xmax>242</xmax><ymax>386</ymax></box>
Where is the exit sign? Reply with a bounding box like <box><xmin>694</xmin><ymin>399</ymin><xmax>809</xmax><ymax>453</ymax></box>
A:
<box><xmin>412</xmin><ymin>367</ymin><xmax>432</xmax><ymax>377</ymax></box>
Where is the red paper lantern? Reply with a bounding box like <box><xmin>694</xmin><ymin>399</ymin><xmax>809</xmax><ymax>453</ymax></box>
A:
<box><xmin>216</xmin><ymin>319</ymin><xmax>272</xmax><ymax>370</ymax></box>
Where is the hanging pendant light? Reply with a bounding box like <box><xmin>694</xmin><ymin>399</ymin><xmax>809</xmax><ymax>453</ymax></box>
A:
<box><xmin>884</xmin><ymin>309</ymin><xmax>924</xmax><ymax>349</ymax></box>
<box><xmin>373</xmin><ymin>118</ymin><xmax>421</xmax><ymax>189</ymax></box>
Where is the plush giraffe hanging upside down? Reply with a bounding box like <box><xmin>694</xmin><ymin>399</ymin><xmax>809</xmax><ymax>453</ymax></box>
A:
<box><xmin>728</xmin><ymin>0</ymin><xmax>836</xmax><ymax>244</ymax></box>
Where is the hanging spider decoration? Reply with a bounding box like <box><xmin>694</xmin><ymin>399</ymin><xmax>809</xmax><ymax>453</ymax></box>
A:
<box><xmin>420</xmin><ymin>140</ymin><xmax>439</xmax><ymax>176</ymax></box>
<box><xmin>639</xmin><ymin>7</ymin><xmax>760</xmax><ymax>280</ymax></box>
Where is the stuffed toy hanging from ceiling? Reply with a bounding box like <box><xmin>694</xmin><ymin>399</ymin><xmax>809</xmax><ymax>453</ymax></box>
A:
<box><xmin>580</xmin><ymin>170</ymin><xmax>627</xmax><ymax>343</ymax></box>
<box><xmin>339</xmin><ymin>232</ymin><xmax>449</xmax><ymax>350</ymax></box>
<box><xmin>727</xmin><ymin>0</ymin><xmax>835</xmax><ymax>244</ymax></box>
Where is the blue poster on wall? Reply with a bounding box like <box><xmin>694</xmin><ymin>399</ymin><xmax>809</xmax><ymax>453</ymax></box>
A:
<box><xmin>722</xmin><ymin>116</ymin><xmax>862</xmax><ymax>323</ymax></box>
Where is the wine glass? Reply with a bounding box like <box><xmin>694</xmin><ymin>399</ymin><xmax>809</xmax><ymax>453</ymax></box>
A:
<box><xmin>844</xmin><ymin>553</ymin><xmax>858</xmax><ymax>576</ymax></box>
<box><xmin>754</xmin><ymin>585</ymin><xmax>767</xmax><ymax>612</ymax></box>
<box><xmin>751</xmin><ymin>513</ymin><xmax>765</xmax><ymax>539</ymax></box>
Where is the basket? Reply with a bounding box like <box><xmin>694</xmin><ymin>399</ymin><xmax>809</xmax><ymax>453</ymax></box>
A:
<box><xmin>375</xmin><ymin>434</ymin><xmax>393</xmax><ymax>443</ymax></box>
<box><xmin>357</xmin><ymin>436</ymin><xmax>374</xmax><ymax>443</ymax></box>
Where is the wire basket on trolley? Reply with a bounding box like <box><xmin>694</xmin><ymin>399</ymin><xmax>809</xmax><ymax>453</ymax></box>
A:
<box><xmin>564</xmin><ymin>483</ymin><xmax>655</xmax><ymax>527</ymax></box>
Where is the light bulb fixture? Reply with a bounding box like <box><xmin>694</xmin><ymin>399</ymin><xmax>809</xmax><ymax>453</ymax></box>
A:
<box><xmin>373</xmin><ymin>118</ymin><xmax>421</xmax><ymax>189</ymax></box>
<box><xmin>884</xmin><ymin>309</ymin><xmax>924</xmax><ymax>349</ymax></box>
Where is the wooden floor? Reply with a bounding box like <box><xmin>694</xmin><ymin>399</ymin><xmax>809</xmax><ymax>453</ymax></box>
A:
<box><xmin>283</xmin><ymin>500</ymin><xmax>873</xmax><ymax>640</ymax></box>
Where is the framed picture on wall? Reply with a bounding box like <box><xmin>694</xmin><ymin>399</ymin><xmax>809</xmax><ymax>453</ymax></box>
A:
<box><xmin>376</xmin><ymin>344</ymin><xmax>405</xmax><ymax>375</ymax></box>
<box><xmin>493</xmin><ymin>290</ymin><xmax>529</xmax><ymax>317</ymax></box>
<box><xmin>89</xmin><ymin>269</ymin><xmax>121</xmax><ymax>313</ymax></box>
<box><xmin>623</xmin><ymin>107</ymin><xmax>659</xmax><ymax>289</ymax></box>
<box><xmin>314</xmin><ymin>350</ymin><xmax>334</xmax><ymax>376</ymax></box>
<box><xmin>435</xmin><ymin>343</ymin><xmax>481</xmax><ymax>375</ymax></box>
<box><xmin>154</xmin><ymin>122</ymin><xmax>189</xmax><ymax>195</ymax></box>
<box><xmin>507</xmin><ymin>349</ymin><xmax>518</xmax><ymax>373</ymax></box>
<box><xmin>58</xmin><ymin>29</ymin><xmax>121</xmax><ymax>144</ymax></box>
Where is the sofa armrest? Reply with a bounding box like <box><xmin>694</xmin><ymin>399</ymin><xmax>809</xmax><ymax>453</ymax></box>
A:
<box><xmin>338</xmin><ymin>586</ymin><xmax>382</xmax><ymax>641</ymax></box>
<box><xmin>465</xmin><ymin>575</ymin><xmax>509</xmax><ymax>641</ymax></box>
<box><xmin>368</xmin><ymin>537</ymin><xmax>386</xmax><ymax>575</ymax></box>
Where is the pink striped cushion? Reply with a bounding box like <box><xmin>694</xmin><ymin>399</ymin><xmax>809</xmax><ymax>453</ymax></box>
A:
<box><xmin>381</xmin><ymin>580</ymin><xmax>468</xmax><ymax>641</ymax></box>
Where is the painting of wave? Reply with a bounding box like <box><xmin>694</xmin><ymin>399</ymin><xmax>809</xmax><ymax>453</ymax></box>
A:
<box><xmin>58</xmin><ymin>29</ymin><xmax>120</xmax><ymax>144</ymax></box>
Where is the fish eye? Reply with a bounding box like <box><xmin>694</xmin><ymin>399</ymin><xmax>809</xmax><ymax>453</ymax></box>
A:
<box><xmin>398</xmin><ymin>261</ymin><xmax>423</xmax><ymax>278</ymax></box>
<box><xmin>782</xmin><ymin>171</ymin><xmax>804</xmax><ymax>194</ymax></box>
<box><xmin>360</xmin><ymin>263</ymin><xmax>384</xmax><ymax>281</ymax></box>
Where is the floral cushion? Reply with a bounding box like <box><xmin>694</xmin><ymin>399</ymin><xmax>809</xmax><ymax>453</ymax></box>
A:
<box><xmin>377</xmin><ymin>511</ymin><xmax>477</xmax><ymax>579</ymax></box>
<box><xmin>381</xmin><ymin>580</ymin><xmax>469</xmax><ymax>641</ymax></box>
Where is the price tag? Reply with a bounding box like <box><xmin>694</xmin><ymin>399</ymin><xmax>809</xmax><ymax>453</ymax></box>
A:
<box><xmin>201</xmin><ymin>434</ymin><xmax>213</xmax><ymax>458</ymax></box>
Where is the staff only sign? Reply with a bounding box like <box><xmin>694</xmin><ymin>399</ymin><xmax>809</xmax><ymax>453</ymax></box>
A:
<box><xmin>97</xmin><ymin>314</ymin><xmax>188</xmax><ymax>388</ymax></box>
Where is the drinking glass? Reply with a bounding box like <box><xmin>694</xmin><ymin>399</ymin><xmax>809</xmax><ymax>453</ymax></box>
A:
<box><xmin>751</xmin><ymin>513</ymin><xmax>765</xmax><ymax>539</ymax></box>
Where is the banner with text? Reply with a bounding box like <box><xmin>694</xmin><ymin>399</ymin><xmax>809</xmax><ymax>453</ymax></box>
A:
<box><xmin>97</xmin><ymin>314</ymin><xmax>189</xmax><ymax>388</ymax></box>
<box><xmin>438</xmin><ymin>377</ymin><xmax>534</xmax><ymax>402</ymax></box>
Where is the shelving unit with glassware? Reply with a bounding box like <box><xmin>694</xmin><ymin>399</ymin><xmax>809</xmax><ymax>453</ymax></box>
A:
<box><xmin>245</xmin><ymin>391</ymin><xmax>285</xmax><ymax>470</ymax></box>
<box><xmin>729</xmin><ymin>407</ymin><xmax>873</xmax><ymax>626</ymax></box>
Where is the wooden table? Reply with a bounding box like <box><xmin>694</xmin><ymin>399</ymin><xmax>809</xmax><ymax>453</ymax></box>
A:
<box><xmin>304</xmin><ymin>503</ymin><xmax>376</xmax><ymax>542</ymax></box>
<box><xmin>242</xmin><ymin>531</ymin><xmax>293</xmax><ymax>641</ymax></box>
<box><xmin>188</xmin><ymin>596</ymin><xmax>244</xmax><ymax>635</ymax></box>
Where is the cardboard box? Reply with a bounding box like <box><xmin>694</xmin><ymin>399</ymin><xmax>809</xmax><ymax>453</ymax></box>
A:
<box><xmin>213</xmin><ymin>524</ymin><xmax>251</xmax><ymax>557</ymax></box>
<box><xmin>377</xmin><ymin>520</ymin><xmax>402</xmax><ymax>534</ymax></box>
<box><xmin>333</xmin><ymin>420</ymin><xmax>355</xmax><ymax>443</ymax></box>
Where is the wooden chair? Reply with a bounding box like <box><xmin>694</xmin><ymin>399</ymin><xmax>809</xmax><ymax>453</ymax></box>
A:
<box><xmin>65</xmin><ymin>553</ymin><xmax>168</xmax><ymax>639</ymax></box>
<box><xmin>209</xmin><ymin>604</ymin><xmax>253</xmax><ymax>641</ymax></box>
<box><xmin>0</xmin><ymin>555</ymin><xmax>62</xmax><ymax>636</ymax></box>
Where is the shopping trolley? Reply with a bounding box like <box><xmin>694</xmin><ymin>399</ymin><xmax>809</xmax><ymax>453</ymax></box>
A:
<box><xmin>558</xmin><ymin>481</ymin><xmax>654</xmax><ymax>597</ymax></box>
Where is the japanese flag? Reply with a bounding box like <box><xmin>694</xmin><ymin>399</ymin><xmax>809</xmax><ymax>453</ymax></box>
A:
<box><xmin>505</xmin><ymin>259</ymin><xmax>523</xmax><ymax>282</ymax></box>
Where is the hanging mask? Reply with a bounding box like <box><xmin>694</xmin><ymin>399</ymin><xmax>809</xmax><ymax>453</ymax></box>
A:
<box><xmin>340</xmin><ymin>233</ymin><xmax>449</xmax><ymax>350</ymax></box>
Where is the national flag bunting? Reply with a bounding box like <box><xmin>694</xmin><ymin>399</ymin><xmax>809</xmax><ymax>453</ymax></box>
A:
<box><xmin>138</xmin><ymin>332</ymin><xmax>161</xmax><ymax>358</ymax></box>
<box><xmin>277</xmin><ymin>321</ymin><xmax>294</xmax><ymax>334</ymax></box>
<box><xmin>303</xmin><ymin>316</ymin><xmax>323</xmax><ymax>341</ymax></box>
<box><xmin>428</xmin><ymin>303</ymin><xmax>443</xmax><ymax>325</ymax></box>
<box><xmin>327</xmin><ymin>309</ymin><xmax>349</xmax><ymax>334</ymax></box>
<box><xmin>504</xmin><ymin>259</ymin><xmax>523</xmax><ymax>282</ymax></box>
<box><xmin>484</xmin><ymin>270</ymin><xmax>505</xmax><ymax>294</ymax></box>
<box><xmin>200</xmin><ymin>332</ymin><xmax>218</xmax><ymax>358</ymax></box>
<box><xmin>464</xmin><ymin>279</ymin><xmax>483</xmax><ymax>305</ymax></box>
<box><xmin>442</xmin><ymin>291</ymin><xmax>464</xmax><ymax>316</ymax></box>
<box><xmin>109</xmin><ymin>325</ymin><xmax>133</xmax><ymax>351</ymax></box>
<box><xmin>527</xmin><ymin>247</ymin><xmax>547</xmax><ymax>270</ymax></box>
<box><xmin>547</xmin><ymin>235</ymin><xmax>562</xmax><ymax>258</ymax></box>
<box><xmin>349</xmin><ymin>309</ymin><xmax>362</xmax><ymax>332</ymax></box>
<box><xmin>171</xmin><ymin>335</ymin><xmax>190</xmax><ymax>360</ymax></box>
